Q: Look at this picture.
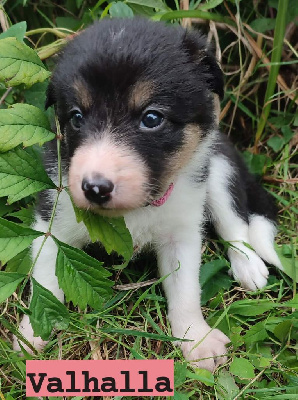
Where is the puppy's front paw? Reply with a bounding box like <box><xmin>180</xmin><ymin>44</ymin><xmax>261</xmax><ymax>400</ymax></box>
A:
<box><xmin>180</xmin><ymin>328</ymin><xmax>230</xmax><ymax>372</ymax></box>
<box><xmin>229</xmin><ymin>243</ymin><xmax>269</xmax><ymax>291</ymax></box>
<box><xmin>12</xmin><ymin>314</ymin><xmax>48</xmax><ymax>355</ymax></box>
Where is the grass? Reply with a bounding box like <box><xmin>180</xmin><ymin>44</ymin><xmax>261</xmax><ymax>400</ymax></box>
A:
<box><xmin>0</xmin><ymin>0</ymin><xmax>297</xmax><ymax>399</ymax></box>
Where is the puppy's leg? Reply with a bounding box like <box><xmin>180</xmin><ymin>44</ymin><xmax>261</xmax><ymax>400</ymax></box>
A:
<box><xmin>207</xmin><ymin>155</ymin><xmax>269</xmax><ymax>290</ymax></box>
<box><xmin>157</xmin><ymin>231</ymin><xmax>229</xmax><ymax>372</ymax></box>
<box><xmin>13</xmin><ymin>190</ymin><xmax>89</xmax><ymax>353</ymax></box>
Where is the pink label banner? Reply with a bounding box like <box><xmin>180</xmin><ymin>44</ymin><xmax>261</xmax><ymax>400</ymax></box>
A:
<box><xmin>26</xmin><ymin>359</ymin><xmax>174</xmax><ymax>396</ymax></box>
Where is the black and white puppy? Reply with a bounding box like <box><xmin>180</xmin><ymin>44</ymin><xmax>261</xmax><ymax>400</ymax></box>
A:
<box><xmin>14</xmin><ymin>18</ymin><xmax>282</xmax><ymax>371</ymax></box>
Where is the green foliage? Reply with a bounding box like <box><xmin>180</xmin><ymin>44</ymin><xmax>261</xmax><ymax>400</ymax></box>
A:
<box><xmin>0</xmin><ymin>1</ymin><xmax>296</xmax><ymax>399</ymax></box>
<box><xmin>29</xmin><ymin>278</ymin><xmax>70</xmax><ymax>340</ymax></box>
<box><xmin>0</xmin><ymin>147</ymin><xmax>56</xmax><ymax>203</ymax></box>
<box><xmin>55</xmin><ymin>239</ymin><xmax>114</xmax><ymax>309</ymax></box>
<box><xmin>0</xmin><ymin>103</ymin><xmax>54</xmax><ymax>151</ymax></box>
<box><xmin>0</xmin><ymin>37</ymin><xmax>50</xmax><ymax>87</ymax></box>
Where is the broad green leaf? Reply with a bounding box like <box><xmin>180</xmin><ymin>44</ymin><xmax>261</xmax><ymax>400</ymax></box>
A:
<box><xmin>110</xmin><ymin>2</ymin><xmax>134</xmax><ymax>18</ymax></box>
<box><xmin>281</xmin><ymin>125</ymin><xmax>295</xmax><ymax>143</ymax></box>
<box><xmin>0</xmin><ymin>272</ymin><xmax>26</xmax><ymax>303</ymax></box>
<box><xmin>29</xmin><ymin>278</ymin><xmax>69</xmax><ymax>340</ymax></box>
<box><xmin>0</xmin><ymin>22</ymin><xmax>27</xmax><ymax>41</ymax></box>
<box><xmin>0</xmin><ymin>217</ymin><xmax>43</xmax><ymax>264</ymax></box>
<box><xmin>200</xmin><ymin>259</ymin><xmax>229</xmax><ymax>286</ymax></box>
<box><xmin>0</xmin><ymin>147</ymin><xmax>56</xmax><ymax>204</ymax></box>
<box><xmin>229</xmin><ymin>299</ymin><xmax>275</xmax><ymax>316</ymax></box>
<box><xmin>216</xmin><ymin>370</ymin><xmax>239</xmax><ymax>400</ymax></box>
<box><xmin>242</xmin><ymin>151</ymin><xmax>270</xmax><ymax>175</ymax></box>
<box><xmin>75</xmin><ymin>207</ymin><xmax>133</xmax><ymax>262</ymax></box>
<box><xmin>186</xmin><ymin>369</ymin><xmax>214</xmax><ymax>386</ymax></box>
<box><xmin>55</xmin><ymin>239</ymin><xmax>113</xmax><ymax>310</ymax></box>
<box><xmin>174</xmin><ymin>363</ymin><xmax>187</xmax><ymax>387</ymax></box>
<box><xmin>250</xmin><ymin>18</ymin><xmax>276</xmax><ymax>33</ymax></box>
<box><xmin>0</xmin><ymin>104</ymin><xmax>54</xmax><ymax>152</ymax></box>
<box><xmin>127</xmin><ymin>0</ymin><xmax>168</xmax><ymax>10</ymax></box>
<box><xmin>201</xmin><ymin>272</ymin><xmax>232</xmax><ymax>305</ymax></box>
<box><xmin>243</xmin><ymin>321</ymin><xmax>268</xmax><ymax>345</ymax></box>
<box><xmin>0</xmin><ymin>197</ymin><xmax>15</xmax><ymax>217</ymax></box>
<box><xmin>275</xmin><ymin>245</ymin><xmax>298</xmax><ymax>282</ymax></box>
<box><xmin>6</xmin><ymin>248</ymin><xmax>32</xmax><ymax>274</ymax></box>
<box><xmin>0</xmin><ymin>37</ymin><xmax>50</xmax><ymax>88</ymax></box>
<box><xmin>199</xmin><ymin>0</ymin><xmax>223</xmax><ymax>11</ymax></box>
<box><xmin>230</xmin><ymin>357</ymin><xmax>255</xmax><ymax>379</ymax></box>
<box><xmin>267</xmin><ymin>136</ymin><xmax>285</xmax><ymax>152</ymax></box>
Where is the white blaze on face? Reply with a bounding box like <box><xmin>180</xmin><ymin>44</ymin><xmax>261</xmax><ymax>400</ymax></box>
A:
<box><xmin>68</xmin><ymin>138</ymin><xmax>149</xmax><ymax>212</ymax></box>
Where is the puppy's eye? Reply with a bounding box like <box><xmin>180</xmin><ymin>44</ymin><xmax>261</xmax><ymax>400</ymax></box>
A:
<box><xmin>140</xmin><ymin>110</ymin><xmax>164</xmax><ymax>129</ymax></box>
<box><xmin>70</xmin><ymin>111</ymin><xmax>84</xmax><ymax>130</ymax></box>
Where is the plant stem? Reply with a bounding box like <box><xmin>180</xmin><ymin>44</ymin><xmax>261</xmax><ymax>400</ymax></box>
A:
<box><xmin>254</xmin><ymin>0</ymin><xmax>289</xmax><ymax>148</ymax></box>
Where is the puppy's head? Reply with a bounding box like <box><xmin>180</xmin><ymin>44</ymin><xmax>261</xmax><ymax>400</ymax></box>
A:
<box><xmin>47</xmin><ymin>18</ymin><xmax>223</xmax><ymax>216</ymax></box>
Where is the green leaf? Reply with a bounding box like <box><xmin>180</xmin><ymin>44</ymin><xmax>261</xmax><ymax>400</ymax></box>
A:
<box><xmin>0</xmin><ymin>104</ymin><xmax>54</xmax><ymax>152</ymax></box>
<box><xmin>75</xmin><ymin>208</ymin><xmax>133</xmax><ymax>262</ymax></box>
<box><xmin>229</xmin><ymin>299</ymin><xmax>275</xmax><ymax>316</ymax></box>
<box><xmin>174</xmin><ymin>362</ymin><xmax>187</xmax><ymax>387</ymax></box>
<box><xmin>0</xmin><ymin>197</ymin><xmax>15</xmax><ymax>217</ymax></box>
<box><xmin>281</xmin><ymin>125</ymin><xmax>295</xmax><ymax>143</ymax></box>
<box><xmin>0</xmin><ymin>37</ymin><xmax>50</xmax><ymax>88</ymax></box>
<box><xmin>127</xmin><ymin>0</ymin><xmax>168</xmax><ymax>10</ymax></box>
<box><xmin>199</xmin><ymin>0</ymin><xmax>224</xmax><ymax>11</ymax></box>
<box><xmin>29</xmin><ymin>278</ymin><xmax>69</xmax><ymax>341</ymax></box>
<box><xmin>7</xmin><ymin>205</ymin><xmax>35</xmax><ymax>226</ymax></box>
<box><xmin>216</xmin><ymin>370</ymin><xmax>239</xmax><ymax>400</ymax></box>
<box><xmin>243</xmin><ymin>321</ymin><xmax>268</xmax><ymax>345</ymax></box>
<box><xmin>200</xmin><ymin>259</ymin><xmax>229</xmax><ymax>286</ymax></box>
<box><xmin>0</xmin><ymin>22</ymin><xmax>27</xmax><ymax>41</ymax></box>
<box><xmin>5</xmin><ymin>248</ymin><xmax>32</xmax><ymax>274</ymax></box>
<box><xmin>0</xmin><ymin>217</ymin><xmax>43</xmax><ymax>264</ymax></box>
<box><xmin>242</xmin><ymin>151</ymin><xmax>270</xmax><ymax>175</ymax></box>
<box><xmin>250</xmin><ymin>18</ymin><xmax>276</xmax><ymax>33</ymax></box>
<box><xmin>230</xmin><ymin>357</ymin><xmax>255</xmax><ymax>379</ymax></box>
<box><xmin>109</xmin><ymin>2</ymin><xmax>134</xmax><ymax>17</ymax></box>
<box><xmin>0</xmin><ymin>271</ymin><xmax>26</xmax><ymax>303</ymax></box>
<box><xmin>275</xmin><ymin>245</ymin><xmax>298</xmax><ymax>282</ymax></box>
<box><xmin>201</xmin><ymin>272</ymin><xmax>232</xmax><ymax>305</ymax></box>
<box><xmin>54</xmin><ymin>239</ymin><xmax>113</xmax><ymax>310</ymax></box>
<box><xmin>0</xmin><ymin>147</ymin><xmax>56</xmax><ymax>204</ymax></box>
<box><xmin>186</xmin><ymin>369</ymin><xmax>214</xmax><ymax>386</ymax></box>
<box><xmin>267</xmin><ymin>135</ymin><xmax>285</xmax><ymax>152</ymax></box>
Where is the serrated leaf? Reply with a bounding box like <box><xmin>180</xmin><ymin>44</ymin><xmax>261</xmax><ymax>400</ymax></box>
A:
<box><xmin>0</xmin><ymin>272</ymin><xmax>26</xmax><ymax>303</ymax></box>
<box><xmin>230</xmin><ymin>357</ymin><xmax>255</xmax><ymax>379</ymax></box>
<box><xmin>6</xmin><ymin>247</ymin><xmax>32</xmax><ymax>274</ymax></box>
<box><xmin>0</xmin><ymin>104</ymin><xmax>54</xmax><ymax>152</ymax></box>
<box><xmin>54</xmin><ymin>239</ymin><xmax>113</xmax><ymax>310</ymax></box>
<box><xmin>75</xmin><ymin>207</ymin><xmax>133</xmax><ymax>262</ymax></box>
<box><xmin>186</xmin><ymin>369</ymin><xmax>214</xmax><ymax>386</ymax></box>
<box><xmin>0</xmin><ymin>22</ymin><xmax>27</xmax><ymax>41</ymax></box>
<box><xmin>0</xmin><ymin>217</ymin><xmax>43</xmax><ymax>264</ymax></box>
<box><xmin>110</xmin><ymin>2</ymin><xmax>134</xmax><ymax>18</ymax></box>
<box><xmin>0</xmin><ymin>37</ymin><xmax>50</xmax><ymax>88</ymax></box>
<box><xmin>0</xmin><ymin>147</ymin><xmax>56</xmax><ymax>204</ymax></box>
<box><xmin>29</xmin><ymin>278</ymin><xmax>69</xmax><ymax>340</ymax></box>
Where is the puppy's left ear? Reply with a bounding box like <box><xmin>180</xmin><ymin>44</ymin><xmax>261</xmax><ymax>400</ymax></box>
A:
<box><xmin>45</xmin><ymin>81</ymin><xmax>56</xmax><ymax>109</ymax></box>
<box><xmin>183</xmin><ymin>31</ymin><xmax>224</xmax><ymax>99</ymax></box>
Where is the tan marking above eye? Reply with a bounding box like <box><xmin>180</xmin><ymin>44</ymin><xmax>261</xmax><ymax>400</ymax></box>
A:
<box><xmin>129</xmin><ymin>81</ymin><xmax>155</xmax><ymax>110</ymax></box>
<box><xmin>73</xmin><ymin>79</ymin><xmax>92</xmax><ymax>109</ymax></box>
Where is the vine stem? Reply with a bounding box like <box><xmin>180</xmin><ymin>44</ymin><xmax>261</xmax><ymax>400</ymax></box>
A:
<box><xmin>18</xmin><ymin>115</ymin><xmax>63</xmax><ymax>298</ymax></box>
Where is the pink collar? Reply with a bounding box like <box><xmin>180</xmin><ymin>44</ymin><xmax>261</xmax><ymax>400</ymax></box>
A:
<box><xmin>151</xmin><ymin>183</ymin><xmax>174</xmax><ymax>207</ymax></box>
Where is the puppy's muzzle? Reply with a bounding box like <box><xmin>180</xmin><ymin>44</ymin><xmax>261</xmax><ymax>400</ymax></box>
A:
<box><xmin>82</xmin><ymin>174</ymin><xmax>114</xmax><ymax>205</ymax></box>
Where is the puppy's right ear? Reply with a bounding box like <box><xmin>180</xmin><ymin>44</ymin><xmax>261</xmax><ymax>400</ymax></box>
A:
<box><xmin>45</xmin><ymin>81</ymin><xmax>56</xmax><ymax>109</ymax></box>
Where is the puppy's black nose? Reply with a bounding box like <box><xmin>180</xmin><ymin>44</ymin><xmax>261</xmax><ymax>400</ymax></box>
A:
<box><xmin>82</xmin><ymin>176</ymin><xmax>114</xmax><ymax>205</ymax></box>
